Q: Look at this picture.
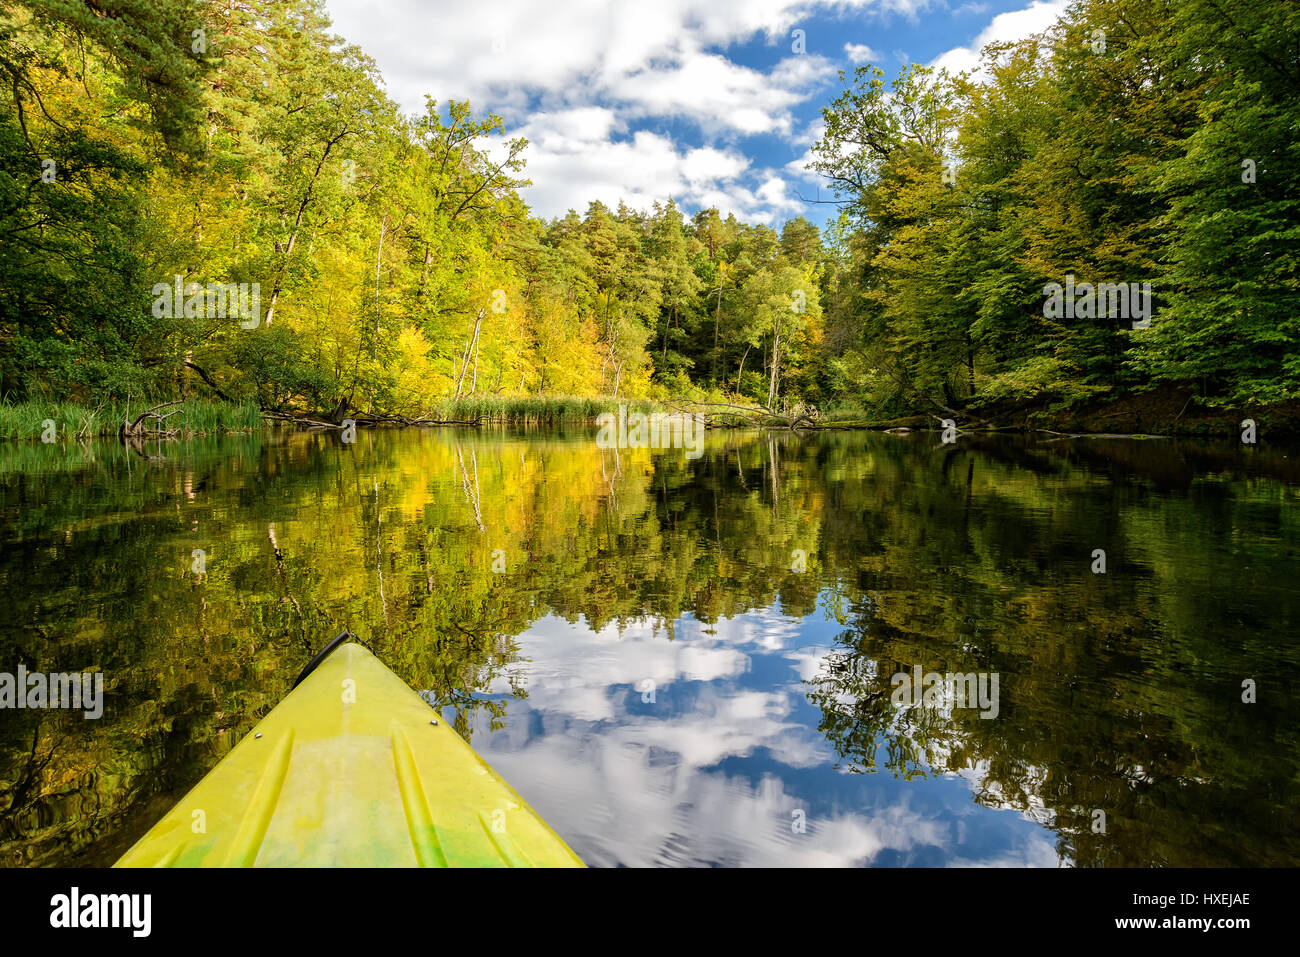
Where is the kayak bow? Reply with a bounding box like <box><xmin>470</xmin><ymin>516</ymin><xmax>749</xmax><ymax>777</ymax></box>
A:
<box><xmin>116</xmin><ymin>639</ymin><xmax>583</xmax><ymax>867</ymax></box>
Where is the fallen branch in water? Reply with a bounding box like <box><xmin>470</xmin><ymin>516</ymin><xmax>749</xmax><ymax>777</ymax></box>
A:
<box><xmin>120</xmin><ymin>399</ymin><xmax>183</xmax><ymax>439</ymax></box>
<box><xmin>665</xmin><ymin>399</ymin><xmax>818</xmax><ymax>431</ymax></box>
<box><xmin>1034</xmin><ymin>429</ymin><xmax>1168</xmax><ymax>439</ymax></box>
<box><xmin>261</xmin><ymin>409</ymin><xmax>484</xmax><ymax>429</ymax></box>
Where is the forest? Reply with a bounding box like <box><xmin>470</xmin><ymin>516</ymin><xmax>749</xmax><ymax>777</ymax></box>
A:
<box><xmin>0</xmin><ymin>0</ymin><xmax>1296</xmax><ymax>428</ymax></box>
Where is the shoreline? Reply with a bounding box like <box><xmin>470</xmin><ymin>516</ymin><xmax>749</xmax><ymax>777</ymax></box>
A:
<box><xmin>5</xmin><ymin>389</ymin><xmax>1299</xmax><ymax>443</ymax></box>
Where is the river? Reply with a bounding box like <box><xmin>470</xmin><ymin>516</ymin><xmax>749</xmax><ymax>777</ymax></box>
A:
<box><xmin>1</xmin><ymin>427</ymin><xmax>1297</xmax><ymax>866</ymax></box>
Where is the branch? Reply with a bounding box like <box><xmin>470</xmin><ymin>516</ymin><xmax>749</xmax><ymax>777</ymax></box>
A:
<box><xmin>184</xmin><ymin>361</ymin><xmax>235</xmax><ymax>402</ymax></box>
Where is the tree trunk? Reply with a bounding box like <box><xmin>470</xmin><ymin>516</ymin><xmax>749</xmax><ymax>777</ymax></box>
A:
<box><xmin>375</xmin><ymin>215</ymin><xmax>386</xmax><ymax>341</ymax></box>
<box><xmin>454</xmin><ymin>309</ymin><xmax>484</xmax><ymax>399</ymax></box>
<box><xmin>264</xmin><ymin>129</ymin><xmax>349</xmax><ymax>327</ymax></box>
<box><xmin>767</xmin><ymin>319</ymin><xmax>783</xmax><ymax>411</ymax></box>
<box><xmin>418</xmin><ymin>244</ymin><xmax>432</xmax><ymax>299</ymax></box>
<box><xmin>712</xmin><ymin>279</ymin><xmax>723</xmax><ymax>382</ymax></box>
<box><xmin>469</xmin><ymin>321</ymin><xmax>481</xmax><ymax>395</ymax></box>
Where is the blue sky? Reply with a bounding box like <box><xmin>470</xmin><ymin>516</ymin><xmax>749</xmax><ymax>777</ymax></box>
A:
<box><xmin>324</xmin><ymin>0</ymin><xmax>1069</xmax><ymax>227</ymax></box>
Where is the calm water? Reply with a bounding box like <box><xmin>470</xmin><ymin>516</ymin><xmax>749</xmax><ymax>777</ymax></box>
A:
<box><xmin>1</xmin><ymin>427</ymin><xmax>1298</xmax><ymax>867</ymax></box>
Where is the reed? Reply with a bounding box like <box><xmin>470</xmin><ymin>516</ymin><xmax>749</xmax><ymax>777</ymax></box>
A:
<box><xmin>433</xmin><ymin>395</ymin><xmax>663</xmax><ymax>423</ymax></box>
<box><xmin>0</xmin><ymin>398</ymin><xmax>264</xmax><ymax>441</ymax></box>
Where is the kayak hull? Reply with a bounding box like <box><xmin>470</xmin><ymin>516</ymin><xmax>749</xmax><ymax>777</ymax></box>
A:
<box><xmin>115</xmin><ymin>642</ymin><xmax>583</xmax><ymax>867</ymax></box>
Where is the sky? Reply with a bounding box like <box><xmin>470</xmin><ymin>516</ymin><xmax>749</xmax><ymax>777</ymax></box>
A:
<box><xmin>323</xmin><ymin>0</ymin><xmax>1070</xmax><ymax>228</ymax></box>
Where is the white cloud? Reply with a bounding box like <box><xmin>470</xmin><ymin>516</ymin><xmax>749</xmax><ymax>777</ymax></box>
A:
<box><xmin>484</xmin><ymin>110</ymin><xmax>813</xmax><ymax>222</ymax></box>
<box><xmin>693</xmin><ymin>176</ymin><xmax>808</xmax><ymax>225</ymax></box>
<box><xmin>843</xmin><ymin>42</ymin><xmax>881</xmax><ymax>63</ymax></box>
<box><xmin>930</xmin><ymin>0</ymin><xmax>1069</xmax><ymax>80</ymax></box>
<box><xmin>513</xmin><ymin>108</ymin><xmax>623</xmax><ymax>155</ymax></box>
<box><xmin>487</xmin><ymin>115</ymin><xmax>764</xmax><ymax>219</ymax></box>
<box><xmin>323</xmin><ymin>0</ymin><xmax>919</xmax><ymax>223</ymax></box>
<box><xmin>327</xmin><ymin>1</ymin><xmax>1009</xmax><ymax>225</ymax></box>
<box><xmin>681</xmin><ymin>146</ymin><xmax>751</xmax><ymax>186</ymax></box>
<box><xmin>329</xmin><ymin>0</ymin><xmax>864</xmax><ymax>123</ymax></box>
<box><xmin>606</xmin><ymin>52</ymin><xmax>834</xmax><ymax>138</ymax></box>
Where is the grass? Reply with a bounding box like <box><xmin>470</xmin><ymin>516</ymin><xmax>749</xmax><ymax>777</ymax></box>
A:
<box><xmin>819</xmin><ymin>400</ymin><xmax>878</xmax><ymax>423</ymax></box>
<box><xmin>174</xmin><ymin>399</ymin><xmax>263</xmax><ymax>434</ymax></box>
<box><xmin>0</xmin><ymin>398</ymin><xmax>263</xmax><ymax>442</ymax></box>
<box><xmin>433</xmin><ymin>395</ymin><xmax>664</xmax><ymax>423</ymax></box>
<box><xmin>1</xmin><ymin>394</ymin><xmax>668</xmax><ymax>438</ymax></box>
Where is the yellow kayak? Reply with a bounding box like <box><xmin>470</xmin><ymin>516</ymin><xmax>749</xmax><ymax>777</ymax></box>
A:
<box><xmin>116</xmin><ymin>636</ymin><xmax>583</xmax><ymax>867</ymax></box>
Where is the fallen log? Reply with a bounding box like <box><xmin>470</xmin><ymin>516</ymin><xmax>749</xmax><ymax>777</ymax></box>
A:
<box><xmin>1034</xmin><ymin>429</ymin><xmax>1169</xmax><ymax>439</ymax></box>
<box><xmin>664</xmin><ymin>399</ymin><xmax>819</xmax><ymax>431</ymax></box>
<box><xmin>120</xmin><ymin>399</ymin><xmax>184</xmax><ymax>440</ymax></box>
<box><xmin>409</xmin><ymin>417</ymin><xmax>483</xmax><ymax>427</ymax></box>
<box><xmin>260</xmin><ymin>410</ymin><xmax>484</xmax><ymax>429</ymax></box>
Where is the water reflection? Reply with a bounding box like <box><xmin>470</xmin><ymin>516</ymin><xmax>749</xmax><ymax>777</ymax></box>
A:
<box><xmin>472</xmin><ymin>611</ymin><xmax>1060</xmax><ymax>867</ymax></box>
<box><xmin>0</xmin><ymin>428</ymin><xmax>1296</xmax><ymax>866</ymax></box>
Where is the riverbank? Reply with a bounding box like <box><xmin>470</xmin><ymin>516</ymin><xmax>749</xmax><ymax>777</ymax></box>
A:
<box><xmin>1018</xmin><ymin>388</ymin><xmax>1300</xmax><ymax>439</ymax></box>
<box><xmin>6</xmin><ymin>387</ymin><xmax>1297</xmax><ymax>443</ymax></box>
<box><xmin>432</xmin><ymin>396</ymin><xmax>663</xmax><ymax>423</ymax></box>
<box><xmin>818</xmin><ymin>388</ymin><xmax>1300</xmax><ymax>440</ymax></box>
<box><xmin>0</xmin><ymin>396</ymin><xmax>670</xmax><ymax>441</ymax></box>
<box><xmin>0</xmin><ymin>399</ymin><xmax>263</xmax><ymax>441</ymax></box>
